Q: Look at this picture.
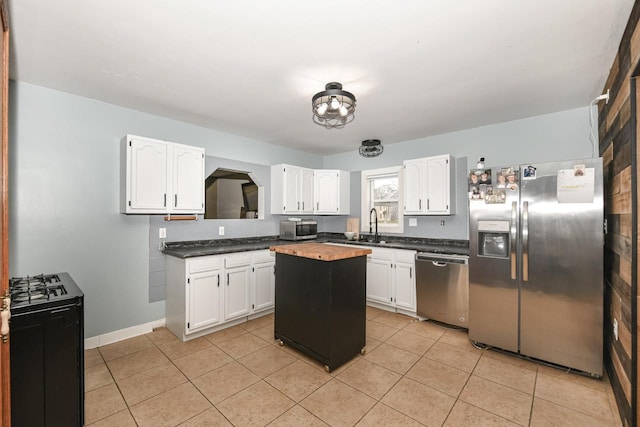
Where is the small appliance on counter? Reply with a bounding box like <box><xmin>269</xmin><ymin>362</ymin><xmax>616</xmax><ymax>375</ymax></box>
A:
<box><xmin>9</xmin><ymin>272</ymin><xmax>84</xmax><ymax>427</ymax></box>
<box><xmin>279</xmin><ymin>218</ymin><xmax>317</xmax><ymax>241</ymax></box>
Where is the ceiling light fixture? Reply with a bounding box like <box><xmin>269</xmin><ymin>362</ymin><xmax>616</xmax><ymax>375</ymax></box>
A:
<box><xmin>359</xmin><ymin>139</ymin><xmax>384</xmax><ymax>158</ymax></box>
<box><xmin>312</xmin><ymin>82</ymin><xmax>356</xmax><ymax>129</ymax></box>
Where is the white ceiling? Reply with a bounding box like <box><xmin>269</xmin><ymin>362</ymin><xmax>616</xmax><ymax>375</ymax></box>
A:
<box><xmin>7</xmin><ymin>0</ymin><xmax>635</xmax><ymax>156</ymax></box>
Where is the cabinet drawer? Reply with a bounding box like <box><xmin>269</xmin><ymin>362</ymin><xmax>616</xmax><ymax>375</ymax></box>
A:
<box><xmin>394</xmin><ymin>250</ymin><xmax>417</xmax><ymax>263</ymax></box>
<box><xmin>369</xmin><ymin>247</ymin><xmax>395</xmax><ymax>260</ymax></box>
<box><xmin>225</xmin><ymin>253</ymin><xmax>251</xmax><ymax>268</ymax></box>
<box><xmin>252</xmin><ymin>250</ymin><xmax>275</xmax><ymax>264</ymax></box>
<box><xmin>188</xmin><ymin>256</ymin><xmax>221</xmax><ymax>273</ymax></box>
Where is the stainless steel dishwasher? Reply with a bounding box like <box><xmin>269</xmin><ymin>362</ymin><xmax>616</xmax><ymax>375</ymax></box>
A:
<box><xmin>415</xmin><ymin>252</ymin><xmax>469</xmax><ymax>328</ymax></box>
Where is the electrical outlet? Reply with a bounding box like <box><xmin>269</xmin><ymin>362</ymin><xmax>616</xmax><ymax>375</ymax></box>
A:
<box><xmin>159</xmin><ymin>228</ymin><xmax>166</xmax><ymax>238</ymax></box>
<box><xmin>613</xmin><ymin>318</ymin><xmax>619</xmax><ymax>341</ymax></box>
<box><xmin>409</xmin><ymin>218</ymin><xmax>417</xmax><ymax>227</ymax></box>
<box><xmin>219</xmin><ymin>226</ymin><xmax>225</xmax><ymax>236</ymax></box>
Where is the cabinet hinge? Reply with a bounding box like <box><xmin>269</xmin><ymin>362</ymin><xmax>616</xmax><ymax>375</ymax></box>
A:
<box><xmin>252</xmin><ymin>267</ymin><xmax>255</xmax><ymax>272</ymax></box>
<box><xmin>187</xmin><ymin>322</ymin><xmax>190</xmax><ymax>328</ymax></box>
<box><xmin>446</xmin><ymin>159</ymin><xmax>449</xmax><ymax>164</ymax></box>
<box><xmin>187</xmin><ymin>277</ymin><xmax>190</xmax><ymax>284</ymax></box>
<box><xmin>217</xmin><ymin>275</ymin><xmax>220</xmax><ymax>287</ymax></box>
<box><xmin>129</xmin><ymin>140</ymin><xmax>132</xmax><ymax>147</ymax></box>
<box><xmin>128</xmin><ymin>201</ymin><xmax>131</xmax><ymax>206</ymax></box>
<box><xmin>252</xmin><ymin>304</ymin><xmax>255</xmax><ymax>309</ymax></box>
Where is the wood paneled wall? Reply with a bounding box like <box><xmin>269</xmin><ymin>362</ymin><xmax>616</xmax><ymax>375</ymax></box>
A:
<box><xmin>599</xmin><ymin>3</ymin><xmax>639</xmax><ymax>426</ymax></box>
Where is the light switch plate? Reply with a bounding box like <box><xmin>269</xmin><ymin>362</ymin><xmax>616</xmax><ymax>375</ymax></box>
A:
<box><xmin>409</xmin><ymin>218</ymin><xmax>417</xmax><ymax>227</ymax></box>
<box><xmin>219</xmin><ymin>226</ymin><xmax>225</xmax><ymax>236</ymax></box>
<box><xmin>159</xmin><ymin>228</ymin><xmax>166</xmax><ymax>238</ymax></box>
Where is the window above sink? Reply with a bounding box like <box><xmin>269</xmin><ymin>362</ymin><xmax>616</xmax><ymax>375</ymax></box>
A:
<box><xmin>361</xmin><ymin>166</ymin><xmax>404</xmax><ymax>234</ymax></box>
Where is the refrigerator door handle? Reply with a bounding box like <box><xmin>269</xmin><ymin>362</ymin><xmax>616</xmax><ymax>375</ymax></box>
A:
<box><xmin>510</xmin><ymin>201</ymin><xmax>517</xmax><ymax>279</ymax></box>
<box><xmin>522</xmin><ymin>201</ymin><xmax>529</xmax><ymax>281</ymax></box>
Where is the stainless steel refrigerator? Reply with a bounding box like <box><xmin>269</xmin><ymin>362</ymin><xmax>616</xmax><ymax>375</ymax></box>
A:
<box><xmin>468</xmin><ymin>158</ymin><xmax>603</xmax><ymax>376</ymax></box>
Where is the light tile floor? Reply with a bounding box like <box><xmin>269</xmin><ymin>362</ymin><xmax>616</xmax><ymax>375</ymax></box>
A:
<box><xmin>85</xmin><ymin>307</ymin><xmax>623</xmax><ymax>426</ymax></box>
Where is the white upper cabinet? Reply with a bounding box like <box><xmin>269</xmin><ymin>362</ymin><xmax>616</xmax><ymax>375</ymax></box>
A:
<box><xmin>424</xmin><ymin>155</ymin><xmax>452</xmax><ymax>214</ymax></box>
<box><xmin>121</xmin><ymin>134</ymin><xmax>204</xmax><ymax>214</ymax></box>
<box><xmin>172</xmin><ymin>143</ymin><xmax>206</xmax><ymax>213</ymax></box>
<box><xmin>403</xmin><ymin>159</ymin><xmax>424</xmax><ymax>214</ymax></box>
<box><xmin>123</xmin><ymin>136</ymin><xmax>168</xmax><ymax>213</ymax></box>
<box><xmin>271</xmin><ymin>165</ymin><xmax>349</xmax><ymax>215</ymax></box>
<box><xmin>301</xmin><ymin>168</ymin><xmax>315</xmax><ymax>214</ymax></box>
<box><xmin>314</xmin><ymin>170</ymin><xmax>350</xmax><ymax>215</ymax></box>
<box><xmin>403</xmin><ymin>154</ymin><xmax>455</xmax><ymax>215</ymax></box>
<box><xmin>271</xmin><ymin>164</ymin><xmax>314</xmax><ymax>214</ymax></box>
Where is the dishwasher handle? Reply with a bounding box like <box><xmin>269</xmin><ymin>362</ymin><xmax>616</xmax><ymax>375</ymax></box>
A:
<box><xmin>415</xmin><ymin>253</ymin><xmax>468</xmax><ymax>265</ymax></box>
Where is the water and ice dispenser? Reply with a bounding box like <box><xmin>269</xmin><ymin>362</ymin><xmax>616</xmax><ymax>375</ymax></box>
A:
<box><xmin>477</xmin><ymin>220</ymin><xmax>510</xmax><ymax>258</ymax></box>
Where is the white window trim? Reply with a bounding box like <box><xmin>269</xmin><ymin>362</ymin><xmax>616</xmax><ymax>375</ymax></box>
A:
<box><xmin>361</xmin><ymin>166</ymin><xmax>404</xmax><ymax>234</ymax></box>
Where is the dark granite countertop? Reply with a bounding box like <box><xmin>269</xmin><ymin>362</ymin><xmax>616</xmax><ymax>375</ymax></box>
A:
<box><xmin>163</xmin><ymin>233</ymin><xmax>468</xmax><ymax>259</ymax></box>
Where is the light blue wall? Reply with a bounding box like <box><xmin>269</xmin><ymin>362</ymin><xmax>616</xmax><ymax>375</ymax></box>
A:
<box><xmin>322</xmin><ymin>107</ymin><xmax>594</xmax><ymax>239</ymax></box>
<box><xmin>323</xmin><ymin>107</ymin><xmax>594</xmax><ymax>171</ymax></box>
<box><xmin>8</xmin><ymin>80</ymin><xmax>595</xmax><ymax>338</ymax></box>
<box><xmin>8</xmin><ymin>81</ymin><xmax>322</xmax><ymax>338</ymax></box>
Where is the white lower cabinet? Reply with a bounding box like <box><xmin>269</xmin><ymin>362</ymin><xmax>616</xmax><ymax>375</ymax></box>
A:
<box><xmin>252</xmin><ymin>251</ymin><xmax>276</xmax><ymax>311</ymax></box>
<box><xmin>366</xmin><ymin>247</ymin><xmax>417</xmax><ymax>314</ymax></box>
<box><xmin>224</xmin><ymin>254</ymin><xmax>252</xmax><ymax>320</ymax></box>
<box><xmin>188</xmin><ymin>270</ymin><xmax>222</xmax><ymax>331</ymax></box>
<box><xmin>166</xmin><ymin>249</ymin><xmax>275</xmax><ymax>341</ymax></box>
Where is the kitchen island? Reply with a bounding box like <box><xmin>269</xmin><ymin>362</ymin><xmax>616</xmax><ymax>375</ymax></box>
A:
<box><xmin>270</xmin><ymin>242</ymin><xmax>372</xmax><ymax>372</ymax></box>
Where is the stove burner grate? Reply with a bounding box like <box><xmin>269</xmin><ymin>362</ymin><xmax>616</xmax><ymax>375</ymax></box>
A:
<box><xmin>9</xmin><ymin>274</ymin><xmax>67</xmax><ymax>304</ymax></box>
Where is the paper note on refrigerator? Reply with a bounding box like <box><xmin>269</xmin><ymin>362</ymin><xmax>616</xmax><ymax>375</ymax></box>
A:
<box><xmin>557</xmin><ymin>167</ymin><xmax>595</xmax><ymax>203</ymax></box>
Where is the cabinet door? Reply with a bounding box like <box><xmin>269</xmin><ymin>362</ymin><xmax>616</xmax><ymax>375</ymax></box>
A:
<box><xmin>128</xmin><ymin>137</ymin><xmax>168</xmax><ymax>212</ymax></box>
<box><xmin>225</xmin><ymin>266</ymin><xmax>251</xmax><ymax>320</ymax></box>
<box><xmin>314</xmin><ymin>171</ymin><xmax>339</xmax><ymax>213</ymax></box>
<box><xmin>425</xmin><ymin>155</ymin><xmax>450</xmax><ymax>214</ymax></box>
<box><xmin>394</xmin><ymin>261</ymin><xmax>416</xmax><ymax>311</ymax></box>
<box><xmin>172</xmin><ymin>144</ymin><xmax>205</xmax><ymax>213</ymax></box>
<box><xmin>252</xmin><ymin>261</ymin><xmax>275</xmax><ymax>311</ymax></box>
<box><xmin>300</xmin><ymin>168</ymin><xmax>315</xmax><ymax>213</ymax></box>
<box><xmin>403</xmin><ymin>159</ymin><xmax>424</xmax><ymax>214</ymax></box>
<box><xmin>187</xmin><ymin>270</ymin><xmax>221</xmax><ymax>332</ymax></box>
<box><xmin>282</xmin><ymin>166</ymin><xmax>302</xmax><ymax>213</ymax></box>
<box><xmin>366</xmin><ymin>256</ymin><xmax>392</xmax><ymax>305</ymax></box>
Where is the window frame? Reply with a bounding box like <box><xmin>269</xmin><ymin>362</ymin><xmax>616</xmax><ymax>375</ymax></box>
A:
<box><xmin>360</xmin><ymin>166</ymin><xmax>404</xmax><ymax>234</ymax></box>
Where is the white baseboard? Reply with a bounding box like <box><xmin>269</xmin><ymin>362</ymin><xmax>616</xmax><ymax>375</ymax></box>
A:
<box><xmin>84</xmin><ymin>318</ymin><xmax>166</xmax><ymax>349</ymax></box>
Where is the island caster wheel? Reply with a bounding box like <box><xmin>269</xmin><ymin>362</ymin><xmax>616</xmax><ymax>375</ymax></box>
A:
<box><xmin>360</xmin><ymin>347</ymin><xmax>366</xmax><ymax>355</ymax></box>
<box><xmin>324</xmin><ymin>365</ymin><xmax>331</xmax><ymax>373</ymax></box>
<box><xmin>278</xmin><ymin>340</ymin><xmax>284</xmax><ymax>346</ymax></box>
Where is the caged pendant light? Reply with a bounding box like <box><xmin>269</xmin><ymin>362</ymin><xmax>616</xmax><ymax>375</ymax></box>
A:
<box><xmin>312</xmin><ymin>82</ymin><xmax>356</xmax><ymax>129</ymax></box>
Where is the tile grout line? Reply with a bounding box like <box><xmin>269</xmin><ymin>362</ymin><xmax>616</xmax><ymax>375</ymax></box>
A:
<box><xmin>88</xmin><ymin>309</ymin><xmax>620</xmax><ymax>426</ymax></box>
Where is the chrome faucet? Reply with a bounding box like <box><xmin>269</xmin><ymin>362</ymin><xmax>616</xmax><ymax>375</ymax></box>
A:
<box><xmin>369</xmin><ymin>208</ymin><xmax>378</xmax><ymax>243</ymax></box>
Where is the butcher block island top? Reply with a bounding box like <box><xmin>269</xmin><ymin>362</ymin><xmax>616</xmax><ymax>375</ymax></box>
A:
<box><xmin>270</xmin><ymin>242</ymin><xmax>371</xmax><ymax>261</ymax></box>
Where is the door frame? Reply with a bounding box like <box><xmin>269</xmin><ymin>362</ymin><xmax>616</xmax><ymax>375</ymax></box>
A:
<box><xmin>0</xmin><ymin>1</ymin><xmax>10</xmax><ymax>425</ymax></box>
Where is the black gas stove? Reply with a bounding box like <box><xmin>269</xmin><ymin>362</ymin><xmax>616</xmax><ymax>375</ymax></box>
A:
<box><xmin>9</xmin><ymin>273</ymin><xmax>83</xmax><ymax>312</ymax></box>
<box><xmin>9</xmin><ymin>272</ymin><xmax>84</xmax><ymax>427</ymax></box>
